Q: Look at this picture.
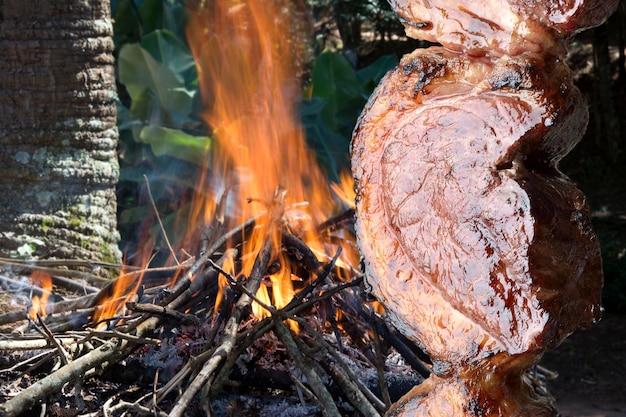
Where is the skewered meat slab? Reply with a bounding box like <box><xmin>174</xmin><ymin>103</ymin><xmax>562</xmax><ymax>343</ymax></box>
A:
<box><xmin>388</xmin><ymin>0</ymin><xmax>618</xmax><ymax>56</ymax></box>
<box><xmin>351</xmin><ymin>0</ymin><xmax>616</xmax><ymax>415</ymax></box>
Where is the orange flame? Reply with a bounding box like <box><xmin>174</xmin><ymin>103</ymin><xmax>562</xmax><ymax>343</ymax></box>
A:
<box><xmin>187</xmin><ymin>0</ymin><xmax>333</xmax><ymax>231</ymax></box>
<box><xmin>92</xmin><ymin>257</ymin><xmax>145</xmax><ymax>326</ymax></box>
<box><xmin>93</xmin><ymin>0</ymin><xmax>358</xmax><ymax>326</ymax></box>
<box><xmin>186</xmin><ymin>0</ymin><xmax>356</xmax><ymax>319</ymax></box>
<box><xmin>331</xmin><ymin>171</ymin><xmax>356</xmax><ymax>210</ymax></box>
<box><xmin>29</xmin><ymin>270</ymin><xmax>52</xmax><ymax>320</ymax></box>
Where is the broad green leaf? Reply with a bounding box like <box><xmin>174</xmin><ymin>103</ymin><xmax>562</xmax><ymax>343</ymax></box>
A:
<box><xmin>161</xmin><ymin>1</ymin><xmax>188</xmax><ymax>39</ymax></box>
<box><xmin>141</xmin><ymin>30</ymin><xmax>196</xmax><ymax>82</ymax></box>
<box><xmin>126</xmin><ymin>88</ymin><xmax>164</xmax><ymax>142</ymax></box>
<box><xmin>139</xmin><ymin>125</ymin><xmax>211</xmax><ymax>165</ymax></box>
<box><xmin>310</xmin><ymin>51</ymin><xmax>363</xmax><ymax>98</ymax></box>
<box><xmin>310</xmin><ymin>51</ymin><xmax>363</xmax><ymax>129</ymax></box>
<box><xmin>301</xmin><ymin>97</ymin><xmax>351</xmax><ymax>181</ymax></box>
<box><xmin>119</xmin><ymin>42</ymin><xmax>195</xmax><ymax>116</ymax></box>
<box><xmin>112</xmin><ymin>0</ymin><xmax>141</xmax><ymax>44</ymax></box>
<box><xmin>356</xmin><ymin>54</ymin><xmax>397</xmax><ymax>93</ymax></box>
<box><xmin>299</xmin><ymin>96</ymin><xmax>327</xmax><ymax>116</ymax></box>
<box><xmin>139</xmin><ymin>0</ymin><xmax>187</xmax><ymax>40</ymax></box>
<box><xmin>139</xmin><ymin>0</ymin><xmax>163</xmax><ymax>34</ymax></box>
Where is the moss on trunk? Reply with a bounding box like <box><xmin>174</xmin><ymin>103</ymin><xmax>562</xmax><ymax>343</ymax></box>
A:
<box><xmin>0</xmin><ymin>0</ymin><xmax>121</xmax><ymax>264</ymax></box>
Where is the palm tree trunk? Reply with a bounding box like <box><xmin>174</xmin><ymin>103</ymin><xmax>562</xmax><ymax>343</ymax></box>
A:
<box><xmin>0</xmin><ymin>0</ymin><xmax>121</xmax><ymax>264</ymax></box>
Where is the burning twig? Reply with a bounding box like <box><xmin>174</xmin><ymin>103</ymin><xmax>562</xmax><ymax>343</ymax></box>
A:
<box><xmin>0</xmin><ymin>242</ymin><xmax>238</xmax><ymax>417</ymax></box>
<box><xmin>126</xmin><ymin>301</ymin><xmax>201</xmax><ymax>325</ymax></box>
<box><xmin>167</xmin><ymin>187</ymin><xmax>286</xmax><ymax>417</ymax></box>
<box><xmin>84</xmin><ymin>330</ymin><xmax>161</xmax><ymax>346</ymax></box>
<box><xmin>369</xmin><ymin>314</ymin><xmax>432</xmax><ymax>379</ymax></box>
<box><xmin>295</xmin><ymin>316</ymin><xmax>385</xmax><ymax>415</ymax></box>
<box><xmin>31</xmin><ymin>315</ymin><xmax>72</xmax><ymax>365</ymax></box>
<box><xmin>0</xmin><ymin>257</ymin><xmax>120</xmax><ymax>285</ymax></box>
<box><xmin>0</xmin><ymin>186</ymin><xmax>426</xmax><ymax>417</ymax></box>
<box><xmin>370</xmin><ymin>311</ymin><xmax>393</xmax><ymax>409</ymax></box>
<box><xmin>320</xmin><ymin>355</ymin><xmax>383</xmax><ymax>417</ymax></box>
<box><xmin>0</xmin><ymin>335</ymin><xmax>81</xmax><ymax>352</ymax></box>
<box><xmin>35</xmin><ymin>316</ymin><xmax>86</xmax><ymax>413</ymax></box>
<box><xmin>0</xmin><ymin>317</ymin><xmax>158</xmax><ymax>417</ymax></box>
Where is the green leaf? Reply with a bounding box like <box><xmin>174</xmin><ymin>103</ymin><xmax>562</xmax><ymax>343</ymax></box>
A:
<box><xmin>310</xmin><ymin>51</ymin><xmax>364</xmax><ymax>129</ymax></box>
<box><xmin>301</xmin><ymin>52</ymin><xmax>398</xmax><ymax>178</ymax></box>
<box><xmin>112</xmin><ymin>0</ymin><xmax>142</xmax><ymax>44</ymax></box>
<box><xmin>138</xmin><ymin>0</ymin><xmax>188</xmax><ymax>39</ymax></box>
<box><xmin>118</xmin><ymin>42</ymin><xmax>195</xmax><ymax>116</ymax></box>
<box><xmin>356</xmin><ymin>54</ymin><xmax>397</xmax><ymax>93</ymax></box>
<box><xmin>161</xmin><ymin>1</ymin><xmax>188</xmax><ymax>39</ymax></box>
<box><xmin>300</xmin><ymin>97</ymin><xmax>351</xmax><ymax>181</ymax></box>
<box><xmin>138</xmin><ymin>0</ymin><xmax>163</xmax><ymax>34</ymax></box>
<box><xmin>139</xmin><ymin>125</ymin><xmax>211</xmax><ymax>165</ymax></box>
<box><xmin>140</xmin><ymin>30</ymin><xmax>196</xmax><ymax>83</ymax></box>
<box><xmin>311</xmin><ymin>52</ymin><xmax>364</xmax><ymax>98</ymax></box>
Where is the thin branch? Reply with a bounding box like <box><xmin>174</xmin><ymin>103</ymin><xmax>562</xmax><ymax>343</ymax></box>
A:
<box><xmin>370</xmin><ymin>310</ymin><xmax>392</xmax><ymax>409</ymax></box>
<box><xmin>144</xmin><ymin>174</ymin><xmax>179</xmax><ymax>265</ymax></box>
<box><xmin>294</xmin><ymin>316</ymin><xmax>386</xmax><ymax>414</ymax></box>
<box><xmin>125</xmin><ymin>301</ymin><xmax>200</xmax><ymax>325</ymax></box>
<box><xmin>273</xmin><ymin>317</ymin><xmax>342</xmax><ymax>417</ymax></box>
<box><xmin>167</xmin><ymin>187</ymin><xmax>287</xmax><ymax>417</ymax></box>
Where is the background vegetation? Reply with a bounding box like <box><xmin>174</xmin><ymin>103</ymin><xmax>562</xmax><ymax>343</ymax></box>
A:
<box><xmin>110</xmin><ymin>0</ymin><xmax>626</xmax><ymax>312</ymax></box>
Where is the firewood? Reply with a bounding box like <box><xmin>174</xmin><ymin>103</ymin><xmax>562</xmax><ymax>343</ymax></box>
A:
<box><xmin>273</xmin><ymin>316</ymin><xmax>342</xmax><ymax>417</ymax></box>
<box><xmin>0</xmin><ymin>244</ymin><xmax>236</xmax><ymax>417</ymax></box>
<box><xmin>167</xmin><ymin>187</ymin><xmax>286</xmax><ymax>417</ymax></box>
<box><xmin>0</xmin><ymin>186</ymin><xmax>409</xmax><ymax>417</ymax></box>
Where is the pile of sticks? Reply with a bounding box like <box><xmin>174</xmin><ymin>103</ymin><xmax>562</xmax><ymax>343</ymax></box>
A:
<box><xmin>0</xmin><ymin>191</ymin><xmax>431</xmax><ymax>417</ymax></box>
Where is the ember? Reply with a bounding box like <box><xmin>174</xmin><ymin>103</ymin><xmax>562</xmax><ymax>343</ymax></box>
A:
<box><xmin>352</xmin><ymin>0</ymin><xmax>617</xmax><ymax>416</ymax></box>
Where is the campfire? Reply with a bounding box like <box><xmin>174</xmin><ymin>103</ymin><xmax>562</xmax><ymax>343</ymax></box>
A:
<box><xmin>0</xmin><ymin>0</ymin><xmax>429</xmax><ymax>416</ymax></box>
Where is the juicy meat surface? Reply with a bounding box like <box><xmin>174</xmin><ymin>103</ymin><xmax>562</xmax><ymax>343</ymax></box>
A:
<box><xmin>389</xmin><ymin>0</ymin><xmax>619</xmax><ymax>56</ymax></box>
<box><xmin>351</xmin><ymin>48</ymin><xmax>602</xmax><ymax>369</ymax></box>
<box><xmin>387</xmin><ymin>353</ymin><xmax>557</xmax><ymax>417</ymax></box>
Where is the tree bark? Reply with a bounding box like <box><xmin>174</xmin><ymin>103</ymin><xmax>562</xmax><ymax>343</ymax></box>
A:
<box><xmin>334</xmin><ymin>1</ymin><xmax>361</xmax><ymax>66</ymax></box>
<box><xmin>592</xmin><ymin>22</ymin><xmax>622</xmax><ymax>162</ymax></box>
<box><xmin>0</xmin><ymin>0</ymin><xmax>121</xmax><ymax>263</ymax></box>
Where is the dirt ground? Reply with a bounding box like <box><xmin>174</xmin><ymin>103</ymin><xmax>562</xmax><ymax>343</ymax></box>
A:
<box><xmin>541</xmin><ymin>314</ymin><xmax>626</xmax><ymax>417</ymax></box>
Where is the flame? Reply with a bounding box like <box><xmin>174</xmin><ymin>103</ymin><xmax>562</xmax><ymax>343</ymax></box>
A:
<box><xmin>214</xmin><ymin>251</ymin><xmax>235</xmax><ymax>316</ymax></box>
<box><xmin>331</xmin><ymin>171</ymin><xmax>356</xmax><ymax>209</ymax></box>
<box><xmin>92</xmin><ymin>257</ymin><xmax>145</xmax><ymax>326</ymax></box>
<box><xmin>29</xmin><ymin>270</ymin><xmax>52</xmax><ymax>320</ymax></box>
<box><xmin>186</xmin><ymin>0</ymin><xmax>356</xmax><ymax>320</ymax></box>
<box><xmin>91</xmin><ymin>0</ymin><xmax>358</xmax><ymax>326</ymax></box>
<box><xmin>187</xmin><ymin>0</ymin><xmax>333</xmax><ymax>236</ymax></box>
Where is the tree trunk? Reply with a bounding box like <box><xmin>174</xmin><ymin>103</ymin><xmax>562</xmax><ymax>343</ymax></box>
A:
<box><xmin>0</xmin><ymin>0</ymin><xmax>121</xmax><ymax>264</ymax></box>
<box><xmin>334</xmin><ymin>1</ymin><xmax>361</xmax><ymax>67</ymax></box>
<box><xmin>592</xmin><ymin>23</ymin><xmax>622</xmax><ymax>163</ymax></box>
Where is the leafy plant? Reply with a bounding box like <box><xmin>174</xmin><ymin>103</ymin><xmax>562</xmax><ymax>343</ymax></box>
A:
<box><xmin>111</xmin><ymin>0</ymin><xmax>399</xmax><ymax>257</ymax></box>
<box><xmin>117</xmin><ymin>29</ymin><xmax>208</xmax><ymax>164</ymax></box>
<box><xmin>306</xmin><ymin>0</ymin><xmax>404</xmax><ymax>49</ymax></box>
<box><xmin>112</xmin><ymin>0</ymin><xmax>211</xmax><ymax>255</ymax></box>
<box><xmin>301</xmin><ymin>51</ymin><xmax>397</xmax><ymax>180</ymax></box>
